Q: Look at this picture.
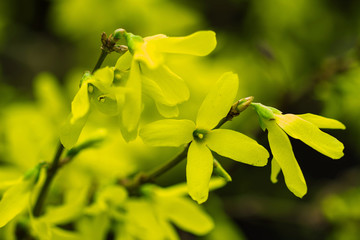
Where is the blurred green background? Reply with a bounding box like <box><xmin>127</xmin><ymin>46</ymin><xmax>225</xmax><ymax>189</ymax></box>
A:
<box><xmin>1</xmin><ymin>0</ymin><xmax>360</xmax><ymax>239</ymax></box>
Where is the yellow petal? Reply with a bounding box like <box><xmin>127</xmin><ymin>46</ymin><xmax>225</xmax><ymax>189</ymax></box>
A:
<box><xmin>60</xmin><ymin>113</ymin><xmax>89</xmax><ymax>149</ymax></box>
<box><xmin>156</xmin><ymin>177</ymin><xmax>226</xmax><ymax>198</ymax></box>
<box><xmin>187</xmin><ymin>142</ymin><xmax>213</xmax><ymax>204</ymax></box>
<box><xmin>153</xmin><ymin>31</ymin><xmax>217</xmax><ymax>56</ymax></box>
<box><xmin>196</xmin><ymin>72</ymin><xmax>239</xmax><ymax>130</ymax></box>
<box><xmin>121</xmin><ymin>61</ymin><xmax>142</xmax><ymax>133</ymax></box>
<box><xmin>276</xmin><ymin>114</ymin><xmax>344</xmax><ymax>159</ymax></box>
<box><xmin>206</xmin><ymin>129</ymin><xmax>269</xmax><ymax>166</ymax></box>
<box><xmin>155</xmin><ymin>102</ymin><xmax>179</xmax><ymax>118</ymax></box>
<box><xmin>115</xmin><ymin>51</ymin><xmax>133</xmax><ymax>71</ymax></box>
<box><xmin>266</xmin><ymin>120</ymin><xmax>307</xmax><ymax>198</ymax></box>
<box><xmin>70</xmin><ymin>82</ymin><xmax>90</xmax><ymax>124</ymax></box>
<box><xmin>140</xmin><ymin>119</ymin><xmax>195</xmax><ymax>147</ymax></box>
<box><xmin>157</xmin><ymin>196</ymin><xmax>214</xmax><ymax>236</ymax></box>
<box><xmin>134</xmin><ymin>35</ymin><xmax>165</xmax><ymax>69</ymax></box>
<box><xmin>93</xmin><ymin>67</ymin><xmax>114</xmax><ymax>88</ymax></box>
<box><xmin>142</xmin><ymin>64</ymin><xmax>189</xmax><ymax>106</ymax></box>
<box><xmin>297</xmin><ymin>113</ymin><xmax>346</xmax><ymax>129</ymax></box>
<box><xmin>270</xmin><ymin>158</ymin><xmax>281</xmax><ymax>183</ymax></box>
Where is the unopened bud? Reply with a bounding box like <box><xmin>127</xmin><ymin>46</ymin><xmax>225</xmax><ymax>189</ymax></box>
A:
<box><xmin>113</xmin><ymin>28</ymin><xmax>127</xmax><ymax>41</ymax></box>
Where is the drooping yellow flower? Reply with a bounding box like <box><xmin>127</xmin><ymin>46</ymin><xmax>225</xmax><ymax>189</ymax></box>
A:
<box><xmin>252</xmin><ymin>103</ymin><xmax>345</xmax><ymax>197</ymax></box>
<box><xmin>60</xmin><ymin>67</ymin><xmax>119</xmax><ymax>149</ymax></box>
<box><xmin>115</xmin><ymin>30</ymin><xmax>217</xmax><ymax>141</ymax></box>
<box><xmin>140</xmin><ymin>73</ymin><xmax>269</xmax><ymax>203</ymax></box>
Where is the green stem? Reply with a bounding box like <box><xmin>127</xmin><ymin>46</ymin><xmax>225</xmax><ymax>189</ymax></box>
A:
<box><xmin>92</xmin><ymin>50</ymin><xmax>108</xmax><ymax>73</ymax></box>
<box><xmin>145</xmin><ymin>145</ymin><xmax>189</xmax><ymax>181</ymax></box>
<box><xmin>33</xmin><ymin>42</ymin><xmax>110</xmax><ymax>217</ymax></box>
<box><xmin>32</xmin><ymin>143</ymin><xmax>64</xmax><ymax>217</ymax></box>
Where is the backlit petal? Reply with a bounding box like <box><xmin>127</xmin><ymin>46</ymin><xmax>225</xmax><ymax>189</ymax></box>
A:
<box><xmin>157</xmin><ymin>197</ymin><xmax>214</xmax><ymax>235</ymax></box>
<box><xmin>206</xmin><ymin>129</ymin><xmax>268</xmax><ymax>166</ymax></box>
<box><xmin>155</xmin><ymin>103</ymin><xmax>179</xmax><ymax>118</ymax></box>
<box><xmin>60</xmin><ymin>113</ymin><xmax>89</xmax><ymax>149</ymax></box>
<box><xmin>121</xmin><ymin>61</ymin><xmax>142</xmax><ymax>133</ymax></box>
<box><xmin>266</xmin><ymin>120</ymin><xmax>307</xmax><ymax>198</ymax></box>
<box><xmin>187</xmin><ymin>142</ymin><xmax>213</xmax><ymax>204</ymax></box>
<box><xmin>142</xmin><ymin>64</ymin><xmax>189</xmax><ymax>106</ymax></box>
<box><xmin>196</xmin><ymin>72</ymin><xmax>239</xmax><ymax>130</ymax></box>
<box><xmin>297</xmin><ymin>113</ymin><xmax>346</xmax><ymax>129</ymax></box>
<box><xmin>153</xmin><ymin>31</ymin><xmax>216</xmax><ymax>56</ymax></box>
<box><xmin>115</xmin><ymin>51</ymin><xmax>133</xmax><ymax>71</ymax></box>
<box><xmin>70</xmin><ymin>82</ymin><xmax>89</xmax><ymax>123</ymax></box>
<box><xmin>276</xmin><ymin>114</ymin><xmax>344</xmax><ymax>159</ymax></box>
<box><xmin>140</xmin><ymin>119</ymin><xmax>195</xmax><ymax>147</ymax></box>
<box><xmin>270</xmin><ymin>158</ymin><xmax>281</xmax><ymax>183</ymax></box>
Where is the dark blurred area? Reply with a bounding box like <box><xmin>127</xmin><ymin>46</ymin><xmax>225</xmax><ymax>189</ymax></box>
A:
<box><xmin>1</xmin><ymin>0</ymin><xmax>360</xmax><ymax>239</ymax></box>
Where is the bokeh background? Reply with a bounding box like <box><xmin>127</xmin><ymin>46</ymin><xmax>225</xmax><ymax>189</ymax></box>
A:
<box><xmin>1</xmin><ymin>0</ymin><xmax>360</xmax><ymax>239</ymax></box>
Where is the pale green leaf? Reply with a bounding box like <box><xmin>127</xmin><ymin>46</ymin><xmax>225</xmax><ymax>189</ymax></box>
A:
<box><xmin>0</xmin><ymin>180</ymin><xmax>31</xmax><ymax>228</ymax></box>
<box><xmin>276</xmin><ymin>114</ymin><xmax>344</xmax><ymax>159</ymax></box>
<box><xmin>153</xmin><ymin>31</ymin><xmax>217</xmax><ymax>56</ymax></box>
<box><xmin>158</xmin><ymin>196</ymin><xmax>214</xmax><ymax>235</ymax></box>
<box><xmin>121</xmin><ymin>61</ymin><xmax>142</xmax><ymax>134</ymax></box>
<box><xmin>297</xmin><ymin>113</ymin><xmax>346</xmax><ymax>129</ymax></box>
<box><xmin>60</xmin><ymin>113</ymin><xmax>89</xmax><ymax>149</ymax></box>
<box><xmin>266</xmin><ymin>120</ymin><xmax>307</xmax><ymax>198</ymax></box>
<box><xmin>71</xmin><ymin>82</ymin><xmax>90</xmax><ymax>124</ymax></box>
<box><xmin>196</xmin><ymin>72</ymin><xmax>239</xmax><ymax>130</ymax></box>
<box><xmin>142</xmin><ymin>64</ymin><xmax>189</xmax><ymax>106</ymax></box>
<box><xmin>186</xmin><ymin>142</ymin><xmax>213</xmax><ymax>204</ymax></box>
<box><xmin>206</xmin><ymin>129</ymin><xmax>269</xmax><ymax>166</ymax></box>
<box><xmin>140</xmin><ymin>119</ymin><xmax>195</xmax><ymax>147</ymax></box>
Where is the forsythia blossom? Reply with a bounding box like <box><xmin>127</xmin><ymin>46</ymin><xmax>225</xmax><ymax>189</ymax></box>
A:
<box><xmin>252</xmin><ymin>103</ymin><xmax>345</xmax><ymax>198</ymax></box>
<box><xmin>60</xmin><ymin>67</ymin><xmax>118</xmax><ymax>149</ymax></box>
<box><xmin>140</xmin><ymin>72</ymin><xmax>269</xmax><ymax>203</ymax></box>
<box><xmin>115</xmin><ymin>30</ymin><xmax>217</xmax><ymax>141</ymax></box>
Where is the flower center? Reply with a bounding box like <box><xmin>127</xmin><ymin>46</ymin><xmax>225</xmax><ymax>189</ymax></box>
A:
<box><xmin>193</xmin><ymin>129</ymin><xmax>208</xmax><ymax>142</ymax></box>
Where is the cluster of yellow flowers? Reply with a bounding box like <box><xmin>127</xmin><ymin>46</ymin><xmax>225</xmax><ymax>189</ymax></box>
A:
<box><xmin>60</xmin><ymin>29</ymin><xmax>345</xmax><ymax>203</ymax></box>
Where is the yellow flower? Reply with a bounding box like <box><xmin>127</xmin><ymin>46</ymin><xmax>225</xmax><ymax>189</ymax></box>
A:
<box><xmin>140</xmin><ymin>73</ymin><xmax>269</xmax><ymax>203</ymax></box>
<box><xmin>60</xmin><ymin>67</ymin><xmax>118</xmax><ymax>149</ymax></box>
<box><xmin>252</xmin><ymin>103</ymin><xmax>345</xmax><ymax>197</ymax></box>
<box><xmin>115</xmin><ymin>30</ymin><xmax>217</xmax><ymax>141</ymax></box>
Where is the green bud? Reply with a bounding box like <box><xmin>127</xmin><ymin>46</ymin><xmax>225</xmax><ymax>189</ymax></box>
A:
<box><xmin>234</xmin><ymin>96</ymin><xmax>254</xmax><ymax>114</ymax></box>
<box><xmin>113</xmin><ymin>28</ymin><xmax>127</xmax><ymax>41</ymax></box>
<box><xmin>124</xmin><ymin>32</ymin><xmax>144</xmax><ymax>54</ymax></box>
